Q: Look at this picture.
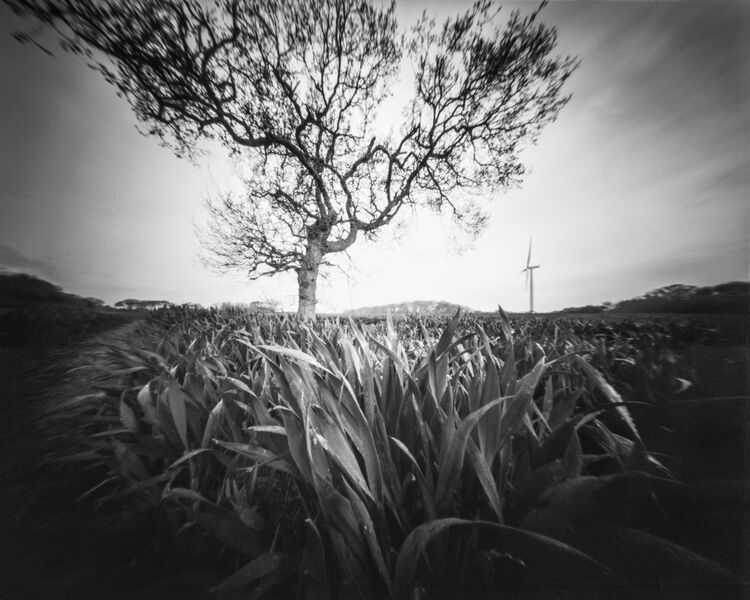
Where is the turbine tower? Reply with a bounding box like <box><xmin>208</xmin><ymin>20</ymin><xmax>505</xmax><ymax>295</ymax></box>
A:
<box><xmin>521</xmin><ymin>238</ymin><xmax>541</xmax><ymax>313</ymax></box>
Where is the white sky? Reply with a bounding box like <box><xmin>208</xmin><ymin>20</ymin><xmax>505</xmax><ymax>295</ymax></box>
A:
<box><xmin>0</xmin><ymin>1</ymin><xmax>747</xmax><ymax>312</ymax></box>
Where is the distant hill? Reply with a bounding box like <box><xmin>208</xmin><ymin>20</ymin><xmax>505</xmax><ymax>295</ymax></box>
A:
<box><xmin>561</xmin><ymin>281</ymin><xmax>748</xmax><ymax>315</ymax></box>
<box><xmin>611</xmin><ymin>281</ymin><xmax>748</xmax><ymax>314</ymax></box>
<box><xmin>344</xmin><ymin>300</ymin><xmax>474</xmax><ymax>317</ymax></box>
<box><xmin>0</xmin><ymin>271</ymin><xmax>104</xmax><ymax>308</ymax></box>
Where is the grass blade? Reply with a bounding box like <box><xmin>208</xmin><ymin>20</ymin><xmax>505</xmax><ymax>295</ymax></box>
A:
<box><xmin>435</xmin><ymin>396</ymin><xmax>509</xmax><ymax>514</ymax></box>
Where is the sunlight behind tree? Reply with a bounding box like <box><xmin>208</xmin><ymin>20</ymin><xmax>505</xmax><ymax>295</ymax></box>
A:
<box><xmin>6</xmin><ymin>0</ymin><xmax>578</xmax><ymax>316</ymax></box>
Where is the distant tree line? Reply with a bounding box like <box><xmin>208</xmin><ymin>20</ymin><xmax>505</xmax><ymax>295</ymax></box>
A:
<box><xmin>560</xmin><ymin>282</ymin><xmax>748</xmax><ymax>315</ymax></box>
<box><xmin>345</xmin><ymin>300</ymin><xmax>471</xmax><ymax>317</ymax></box>
<box><xmin>216</xmin><ymin>301</ymin><xmax>280</xmax><ymax>313</ymax></box>
<box><xmin>114</xmin><ymin>299</ymin><xmax>173</xmax><ymax>311</ymax></box>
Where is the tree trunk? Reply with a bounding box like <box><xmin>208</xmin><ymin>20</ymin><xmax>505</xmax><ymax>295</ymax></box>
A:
<box><xmin>297</xmin><ymin>239</ymin><xmax>323</xmax><ymax>319</ymax></box>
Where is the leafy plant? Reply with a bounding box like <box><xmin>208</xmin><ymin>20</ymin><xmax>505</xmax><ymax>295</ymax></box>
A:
<box><xmin>42</xmin><ymin>306</ymin><xmax>741</xmax><ymax>598</ymax></box>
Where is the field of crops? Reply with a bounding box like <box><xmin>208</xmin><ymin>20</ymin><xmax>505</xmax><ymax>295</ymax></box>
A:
<box><xmin>5</xmin><ymin>306</ymin><xmax>747</xmax><ymax>599</ymax></box>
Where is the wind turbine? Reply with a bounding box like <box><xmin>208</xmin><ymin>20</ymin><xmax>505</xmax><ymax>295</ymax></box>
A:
<box><xmin>521</xmin><ymin>238</ymin><xmax>541</xmax><ymax>313</ymax></box>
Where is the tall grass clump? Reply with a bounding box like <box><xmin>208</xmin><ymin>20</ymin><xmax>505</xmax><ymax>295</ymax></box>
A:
<box><xmin>44</xmin><ymin>306</ymin><xmax>739</xmax><ymax>599</ymax></box>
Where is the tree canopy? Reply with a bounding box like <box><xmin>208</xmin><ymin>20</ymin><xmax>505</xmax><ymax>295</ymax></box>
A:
<box><xmin>7</xmin><ymin>0</ymin><xmax>578</xmax><ymax>316</ymax></box>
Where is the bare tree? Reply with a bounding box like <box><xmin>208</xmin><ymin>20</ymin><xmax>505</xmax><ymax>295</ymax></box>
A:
<box><xmin>7</xmin><ymin>0</ymin><xmax>578</xmax><ymax>317</ymax></box>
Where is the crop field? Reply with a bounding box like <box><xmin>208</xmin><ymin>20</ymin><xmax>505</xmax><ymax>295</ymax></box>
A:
<box><xmin>1</xmin><ymin>306</ymin><xmax>747</xmax><ymax>599</ymax></box>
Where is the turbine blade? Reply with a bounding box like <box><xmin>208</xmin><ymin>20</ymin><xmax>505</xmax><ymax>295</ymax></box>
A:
<box><xmin>527</xmin><ymin>237</ymin><xmax>532</xmax><ymax>268</ymax></box>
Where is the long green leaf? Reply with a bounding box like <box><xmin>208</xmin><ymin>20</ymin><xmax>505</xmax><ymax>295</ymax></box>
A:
<box><xmin>561</xmin><ymin>522</ymin><xmax>740</xmax><ymax>588</ymax></box>
<box><xmin>435</xmin><ymin>308</ymin><xmax>461</xmax><ymax>357</ymax></box>
<box><xmin>212</xmin><ymin>552</ymin><xmax>289</xmax><ymax>597</ymax></box>
<box><xmin>297</xmin><ymin>519</ymin><xmax>330</xmax><ymax>600</ymax></box>
<box><xmin>279</xmin><ymin>409</ymin><xmax>314</xmax><ymax>484</ymax></box>
<box><xmin>394</xmin><ymin>518</ymin><xmax>618</xmax><ymax>600</ymax></box>
<box><xmin>342</xmin><ymin>479</ymin><xmax>391</xmax><ymax>595</ymax></box>
<box><xmin>466</xmin><ymin>438</ymin><xmax>503</xmax><ymax>522</ymax></box>
<box><xmin>253</xmin><ymin>343</ymin><xmax>333</xmax><ymax>375</ymax></box>
<box><xmin>166</xmin><ymin>381</ymin><xmax>190</xmax><ymax>449</ymax></box>
<box><xmin>326</xmin><ymin>377</ymin><xmax>384</xmax><ymax>503</ymax></box>
<box><xmin>310</xmin><ymin>406</ymin><xmax>373</xmax><ymax>501</ymax></box>
<box><xmin>390</xmin><ymin>436</ymin><xmax>437</xmax><ymax>520</ymax></box>
<box><xmin>573</xmin><ymin>355</ymin><xmax>640</xmax><ymax>441</ymax></box>
<box><xmin>119</xmin><ymin>397</ymin><xmax>139</xmax><ymax>431</ymax></box>
<box><xmin>435</xmin><ymin>396</ymin><xmax>509</xmax><ymax>513</ymax></box>
<box><xmin>495</xmin><ymin>357</ymin><xmax>546</xmax><ymax>453</ymax></box>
